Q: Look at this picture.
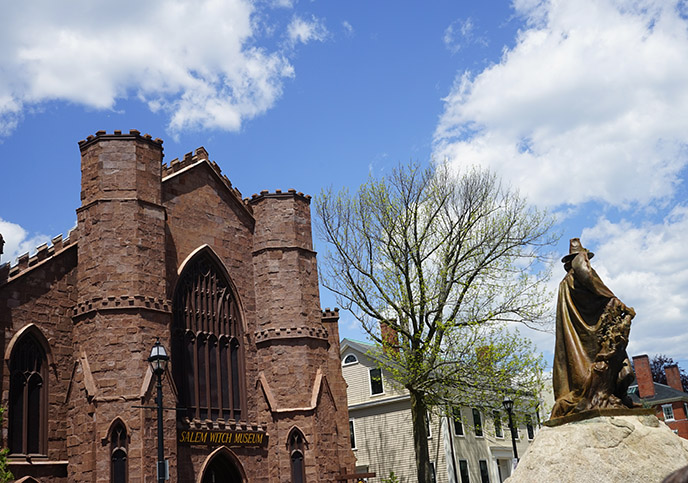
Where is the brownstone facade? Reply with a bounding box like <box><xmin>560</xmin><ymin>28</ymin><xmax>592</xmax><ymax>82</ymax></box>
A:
<box><xmin>0</xmin><ymin>130</ymin><xmax>355</xmax><ymax>482</ymax></box>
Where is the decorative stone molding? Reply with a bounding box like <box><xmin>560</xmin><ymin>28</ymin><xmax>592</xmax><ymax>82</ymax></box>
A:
<box><xmin>73</xmin><ymin>295</ymin><xmax>171</xmax><ymax>317</ymax></box>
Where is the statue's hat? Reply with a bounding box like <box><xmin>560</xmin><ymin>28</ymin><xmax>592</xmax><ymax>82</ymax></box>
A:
<box><xmin>561</xmin><ymin>238</ymin><xmax>594</xmax><ymax>263</ymax></box>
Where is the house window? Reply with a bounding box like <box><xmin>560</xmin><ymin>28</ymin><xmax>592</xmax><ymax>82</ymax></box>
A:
<box><xmin>473</xmin><ymin>408</ymin><xmax>483</xmax><ymax>437</ymax></box>
<box><xmin>172</xmin><ymin>251</ymin><xmax>244</xmax><ymax>423</ymax></box>
<box><xmin>526</xmin><ymin>414</ymin><xmax>535</xmax><ymax>440</ymax></box>
<box><xmin>431</xmin><ymin>462</ymin><xmax>437</xmax><ymax>483</ymax></box>
<box><xmin>684</xmin><ymin>402</ymin><xmax>688</xmax><ymax>420</ymax></box>
<box><xmin>663</xmin><ymin>404</ymin><xmax>675</xmax><ymax>422</ymax></box>
<box><xmin>459</xmin><ymin>460</ymin><xmax>470</xmax><ymax>483</ymax></box>
<box><xmin>289</xmin><ymin>429</ymin><xmax>306</xmax><ymax>483</ymax></box>
<box><xmin>452</xmin><ymin>407</ymin><xmax>464</xmax><ymax>436</ymax></box>
<box><xmin>342</xmin><ymin>354</ymin><xmax>358</xmax><ymax>365</ymax></box>
<box><xmin>9</xmin><ymin>332</ymin><xmax>47</xmax><ymax>455</ymax></box>
<box><xmin>426</xmin><ymin>411</ymin><xmax>432</xmax><ymax>439</ymax></box>
<box><xmin>479</xmin><ymin>459</ymin><xmax>490</xmax><ymax>483</ymax></box>
<box><xmin>349</xmin><ymin>420</ymin><xmax>356</xmax><ymax>450</ymax></box>
<box><xmin>493</xmin><ymin>410</ymin><xmax>503</xmax><ymax>438</ymax></box>
<box><xmin>369</xmin><ymin>368</ymin><xmax>384</xmax><ymax>395</ymax></box>
<box><xmin>111</xmin><ymin>422</ymin><xmax>128</xmax><ymax>483</ymax></box>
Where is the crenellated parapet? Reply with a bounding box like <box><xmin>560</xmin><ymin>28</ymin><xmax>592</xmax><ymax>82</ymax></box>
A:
<box><xmin>0</xmin><ymin>230</ymin><xmax>79</xmax><ymax>286</ymax></box>
<box><xmin>254</xmin><ymin>325</ymin><xmax>329</xmax><ymax>345</ymax></box>
<box><xmin>77</xmin><ymin>129</ymin><xmax>163</xmax><ymax>150</ymax></box>
<box><xmin>162</xmin><ymin>147</ymin><xmax>248</xmax><ymax>214</ymax></box>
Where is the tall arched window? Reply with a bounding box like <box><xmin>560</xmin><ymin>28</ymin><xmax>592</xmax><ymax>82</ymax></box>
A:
<box><xmin>110</xmin><ymin>421</ymin><xmax>128</xmax><ymax>483</ymax></box>
<box><xmin>172</xmin><ymin>250</ymin><xmax>244</xmax><ymax>422</ymax></box>
<box><xmin>9</xmin><ymin>333</ymin><xmax>47</xmax><ymax>455</ymax></box>
<box><xmin>288</xmin><ymin>428</ymin><xmax>306</xmax><ymax>483</ymax></box>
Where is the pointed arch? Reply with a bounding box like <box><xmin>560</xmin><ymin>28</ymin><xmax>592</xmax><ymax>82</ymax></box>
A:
<box><xmin>197</xmin><ymin>446</ymin><xmax>246</xmax><ymax>483</ymax></box>
<box><xmin>5</xmin><ymin>323</ymin><xmax>53</xmax><ymax>368</ymax></box>
<box><xmin>172</xmin><ymin>245</ymin><xmax>246</xmax><ymax>423</ymax></box>
<box><xmin>288</xmin><ymin>427</ymin><xmax>307</xmax><ymax>483</ymax></box>
<box><xmin>7</xmin><ymin>325</ymin><xmax>49</xmax><ymax>456</ymax></box>
<box><xmin>101</xmin><ymin>417</ymin><xmax>132</xmax><ymax>444</ymax></box>
<box><xmin>107</xmin><ymin>418</ymin><xmax>129</xmax><ymax>483</ymax></box>
<box><xmin>176</xmin><ymin>245</ymin><xmax>248</xmax><ymax>335</ymax></box>
<box><xmin>15</xmin><ymin>477</ymin><xmax>41</xmax><ymax>483</ymax></box>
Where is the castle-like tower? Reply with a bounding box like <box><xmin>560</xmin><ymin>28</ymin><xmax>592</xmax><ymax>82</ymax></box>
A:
<box><xmin>0</xmin><ymin>130</ymin><xmax>354</xmax><ymax>482</ymax></box>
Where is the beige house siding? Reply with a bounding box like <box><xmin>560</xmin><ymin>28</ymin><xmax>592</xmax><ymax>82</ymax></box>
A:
<box><xmin>342</xmin><ymin>339</ymin><xmax>541</xmax><ymax>483</ymax></box>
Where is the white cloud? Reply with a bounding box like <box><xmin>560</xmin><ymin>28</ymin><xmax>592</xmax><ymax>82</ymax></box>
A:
<box><xmin>0</xmin><ymin>0</ymin><xmax>302</xmax><ymax>135</ymax></box>
<box><xmin>0</xmin><ymin>219</ymin><xmax>50</xmax><ymax>265</ymax></box>
<box><xmin>443</xmin><ymin>17</ymin><xmax>483</xmax><ymax>54</ymax></box>
<box><xmin>434</xmin><ymin>0</ymin><xmax>688</xmax><ymax>208</ymax></box>
<box><xmin>342</xmin><ymin>21</ymin><xmax>354</xmax><ymax>37</ymax></box>
<box><xmin>579</xmin><ymin>206</ymin><xmax>688</xmax><ymax>360</ymax></box>
<box><xmin>286</xmin><ymin>15</ymin><xmax>329</xmax><ymax>47</ymax></box>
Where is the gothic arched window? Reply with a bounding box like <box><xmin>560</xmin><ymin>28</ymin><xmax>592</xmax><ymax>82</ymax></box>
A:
<box><xmin>288</xmin><ymin>428</ymin><xmax>306</xmax><ymax>483</ymax></box>
<box><xmin>172</xmin><ymin>250</ymin><xmax>244</xmax><ymax>422</ymax></box>
<box><xmin>110</xmin><ymin>421</ymin><xmax>128</xmax><ymax>483</ymax></box>
<box><xmin>9</xmin><ymin>332</ymin><xmax>47</xmax><ymax>455</ymax></box>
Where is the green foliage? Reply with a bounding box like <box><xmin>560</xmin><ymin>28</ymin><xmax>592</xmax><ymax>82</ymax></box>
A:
<box><xmin>317</xmin><ymin>161</ymin><xmax>557</xmax><ymax>482</ymax></box>
<box><xmin>381</xmin><ymin>471</ymin><xmax>400</xmax><ymax>483</ymax></box>
<box><xmin>0</xmin><ymin>408</ymin><xmax>13</xmax><ymax>483</ymax></box>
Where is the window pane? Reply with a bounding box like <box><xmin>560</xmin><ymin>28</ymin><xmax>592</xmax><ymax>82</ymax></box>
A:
<box><xmin>208</xmin><ymin>337</ymin><xmax>219</xmax><ymax>421</ymax></box>
<box><xmin>493</xmin><ymin>411</ymin><xmax>503</xmax><ymax>438</ymax></box>
<box><xmin>291</xmin><ymin>451</ymin><xmax>304</xmax><ymax>483</ymax></box>
<box><xmin>459</xmin><ymin>460</ymin><xmax>470</xmax><ymax>483</ymax></box>
<box><xmin>526</xmin><ymin>415</ymin><xmax>534</xmax><ymax>440</ymax></box>
<box><xmin>343</xmin><ymin>354</ymin><xmax>357</xmax><ymax>365</ymax></box>
<box><xmin>231</xmin><ymin>339</ymin><xmax>241</xmax><ymax>420</ymax></box>
<box><xmin>453</xmin><ymin>408</ymin><xmax>464</xmax><ymax>436</ymax></box>
<box><xmin>479</xmin><ymin>460</ymin><xmax>490</xmax><ymax>483</ymax></box>
<box><xmin>349</xmin><ymin>420</ymin><xmax>356</xmax><ymax>449</ymax></box>
<box><xmin>9</xmin><ymin>373</ymin><xmax>25</xmax><ymax>453</ymax></box>
<box><xmin>473</xmin><ymin>408</ymin><xmax>483</xmax><ymax>437</ymax></box>
<box><xmin>112</xmin><ymin>448</ymin><xmax>127</xmax><ymax>483</ymax></box>
<box><xmin>27</xmin><ymin>374</ymin><xmax>42</xmax><ymax>454</ymax></box>
<box><xmin>664</xmin><ymin>405</ymin><xmax>675</xmax><ymax>421</ymax></box>
<box><xmin>370</xmin><ymin>368</ymin><xmax>383</xmax><ymax>395</ymax></box>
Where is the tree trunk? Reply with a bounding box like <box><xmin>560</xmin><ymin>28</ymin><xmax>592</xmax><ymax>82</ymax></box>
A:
<box><xmin>410</xmin><ymin>389</ymin><xmax>433</xmax><ymax>483</ymax></box>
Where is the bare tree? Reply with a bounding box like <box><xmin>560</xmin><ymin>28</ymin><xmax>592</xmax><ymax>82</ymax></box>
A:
<box><xmin>316</xmin><ymin>162</ymin><xmax>557</xmax><ymax>483</ymax></box>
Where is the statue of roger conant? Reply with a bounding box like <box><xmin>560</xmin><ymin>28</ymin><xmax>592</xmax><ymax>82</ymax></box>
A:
<box><xmin>551</xmin><ymin>238</ymin><xmax>637</xmax><ymax>419</ymax></box>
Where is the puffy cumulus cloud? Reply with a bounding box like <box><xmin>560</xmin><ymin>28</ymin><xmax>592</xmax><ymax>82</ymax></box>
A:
<box><xmin>434</xmin><ymin>0</ymin><xmax>688</xmax><ymax>208</ymax></box>
<box><xmin>580</xmin><ymin>206</ymin><xmax>688</xmax><ymax>359</ymax></box>
<box><xmin>286</xmin><ymin>15</ymin><xmax>329</xmax><ymax>47</ymax></box>
<box><xmin>0</xmin><ymin>0</ymin><xmax>308</xmax><ymax>135</ymax></box>
<box><xmin>0</xmin><ymin>219</ymin><xmax>50</xmax><ymax>265</ymax></box>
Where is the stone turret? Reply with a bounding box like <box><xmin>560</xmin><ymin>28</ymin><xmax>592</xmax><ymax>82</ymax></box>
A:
<box><xmin>69</xmin><ymin>130</ymin><xmax>172</xmax><ymax>482</ymax></box>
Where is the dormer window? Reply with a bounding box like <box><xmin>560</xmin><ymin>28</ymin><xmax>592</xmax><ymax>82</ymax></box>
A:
<box><xmin>342</xmin><ymin>354</ymin><xmax>358</xmax><ymax>366</ymax></box>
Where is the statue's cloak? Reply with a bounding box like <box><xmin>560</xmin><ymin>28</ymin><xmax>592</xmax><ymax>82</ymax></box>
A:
<box><xmin>552</xmin><ymin>253</ymin><xmax>616</xmax><ymax>407</ymax></box>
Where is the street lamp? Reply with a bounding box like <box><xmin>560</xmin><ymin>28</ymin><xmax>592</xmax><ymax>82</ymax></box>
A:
<box><xmin>502</xmin><ymin>396</ymin><xmax>519</xmax><ymax>468</ymax></box>
<box><xmin>148</xmin><ymin>338</ymin><xmax>169</xmax><ymax>483</ymax></box>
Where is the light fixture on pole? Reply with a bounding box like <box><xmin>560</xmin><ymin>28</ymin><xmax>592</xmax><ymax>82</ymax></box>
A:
<box><xmin>148</xmin><ymin>338</ymin><xmax>169</xmax><ymax>483</ymax></box>
<box><xmin>502</xmin><ymin>396</ymin><xmax>519</xmax><ymax>468</ymax></box>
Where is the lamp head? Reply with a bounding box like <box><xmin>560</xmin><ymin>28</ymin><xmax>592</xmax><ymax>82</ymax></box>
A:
<box><xmin>148</xmin><ymin>338</ymin><xmax>169</xmax><ymax>375</ymax></box>
<box><xmin>502</xmin><ymin>396</ymin><xmax>514</xmax><ymax>413</ymax></box>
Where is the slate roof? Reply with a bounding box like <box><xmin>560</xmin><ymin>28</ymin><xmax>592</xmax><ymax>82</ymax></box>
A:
<box><xmin>627</xmin><ymin>381</ymin><xmax>688</xmax><ymax>405</ymax></box>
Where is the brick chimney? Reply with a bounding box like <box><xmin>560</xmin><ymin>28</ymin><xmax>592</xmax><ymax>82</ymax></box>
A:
<box><xmin>665</xmin><ymin>364</ymin><xmax>684</xmax><ymax>392</ymax></box>
<box><xmin>633</xmin><ymin>354</ymin><xmax>655</xmax><ymax>398</ymax></box>
<box><xmin>380</xmin><ymin>321</ymin><xmax>399</xmax><ymax>355</ymax></box>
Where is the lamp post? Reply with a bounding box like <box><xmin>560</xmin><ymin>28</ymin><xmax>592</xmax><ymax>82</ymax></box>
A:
<box><xmin>502</xmin><ymin>396</ymin><xmax>519</xmax><ymax>469</ymax></box>
<box><xmin>148</xmin><ymin>338</ymin><xmax>169</xmax><ymax>483</ymax></box>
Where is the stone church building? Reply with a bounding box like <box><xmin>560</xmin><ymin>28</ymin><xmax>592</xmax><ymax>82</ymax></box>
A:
<box><xmin>0</xmin><ymin>130</ymin><xmax>356</xmax><ymax>482</ymax></box>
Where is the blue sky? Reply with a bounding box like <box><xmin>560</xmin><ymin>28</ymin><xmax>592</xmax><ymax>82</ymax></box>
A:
<box><xmin>2</xmin><ymin>0</ymin><xmax>688</xmax><ymax>369</ymax></box>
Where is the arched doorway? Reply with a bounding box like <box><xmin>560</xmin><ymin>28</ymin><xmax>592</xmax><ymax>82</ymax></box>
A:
<box><xmin>199</xmin><ymin>447</ymin><xmax>245</xmax><ymax>483</ymax></box>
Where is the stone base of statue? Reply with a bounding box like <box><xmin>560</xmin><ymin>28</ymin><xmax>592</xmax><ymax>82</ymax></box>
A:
<box><xmin>506</xmin><ymin>410</ymin><xmax>688</xmax><ymax>483</ymax></box>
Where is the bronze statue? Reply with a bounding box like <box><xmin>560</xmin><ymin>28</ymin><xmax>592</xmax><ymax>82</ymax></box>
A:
<box><xmin>551</xmin><ymin>238</ymin><xmax>637</xmax><ymax>418</ymax></box>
